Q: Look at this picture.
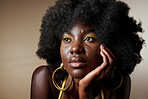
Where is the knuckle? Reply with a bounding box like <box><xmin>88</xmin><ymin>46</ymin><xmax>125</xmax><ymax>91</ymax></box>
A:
<box><xmin>79</xmin><ymin>80</ymin><xmax>87</xmax><ymax>88</ymax></box>
<box><xmin>110</xmin><ymin>59</ymin><xmax>113</xmax><ymax>63</ymax></box>
<box><xmin>104</xmin><ymin>61</ymin><xmax>109</xmax><ymax>66</ymax></box>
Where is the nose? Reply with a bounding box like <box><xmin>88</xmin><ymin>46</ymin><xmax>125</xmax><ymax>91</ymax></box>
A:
<box><xmin>70</xmin><ymin>42</ymin><xmax>85</xmax><ymax>54</ymax></box>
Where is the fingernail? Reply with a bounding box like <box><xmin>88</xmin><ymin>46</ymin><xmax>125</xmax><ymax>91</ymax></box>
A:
<box><xmin>101</xmin><ymin>45</ymin><xmax>104</xmax><ymax>49</ymax></box>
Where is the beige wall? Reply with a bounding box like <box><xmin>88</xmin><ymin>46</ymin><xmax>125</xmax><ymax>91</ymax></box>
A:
<box><xmin>0</xmin><ymin>0</ymin><xmax>55</xmax><ymax>99</ymax></box>
<box><xmin>123</xmin><ymin>0</ymin><xmax>148</xmax><ymax>99</ymax></box>
<box><xmin>0</xmin><ymin>0</ymin><xmax>147</xmax><ymax>99</ymax></box>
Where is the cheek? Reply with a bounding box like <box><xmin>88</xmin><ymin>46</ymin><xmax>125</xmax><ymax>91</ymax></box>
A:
<box><xmin>86</xmin><ymin>44</ymin><xmax>100</xmax><ymax>56</ymax></box>
<box><xmin>60</xmin><ymin>44</ymin><xmax>71</xmax><ymax>63</ymax></box>
<box><xmin>86</xmin><ymin>44</ymin><xmax>102</xmax><ymax>64</ymax></box>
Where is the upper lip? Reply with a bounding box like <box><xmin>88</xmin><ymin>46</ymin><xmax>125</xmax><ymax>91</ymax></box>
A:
<box><xmin>69</xmin><ymin>55</ymin><xmax>86</xmax><ymax>63</ymax></box>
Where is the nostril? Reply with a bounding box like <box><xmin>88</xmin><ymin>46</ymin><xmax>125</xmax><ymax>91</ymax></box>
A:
<box><xmin>70</xmin><ymin>48</ymin><xmax>85</xmax><ymax>54</ymax></box>
<box><xmin>70</xmin><ymin>45</ymin><xmax>85</xmax><ymax>54</ymax></box>
<box><xmin>77</xmin><ymin>51</ymin><xmax>81</xmax><ymax>54</ymax></box>
<box><xmin>70</xmin><ymin>51</ymin><xmax>74</xmax><ymax>54</ymax></box>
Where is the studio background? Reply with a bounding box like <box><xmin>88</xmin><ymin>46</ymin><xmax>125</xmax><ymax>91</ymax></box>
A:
<box><xmin>0</xmin><ymin>0</ymin><xmax>147</xmax><ymax>99</ymax></box>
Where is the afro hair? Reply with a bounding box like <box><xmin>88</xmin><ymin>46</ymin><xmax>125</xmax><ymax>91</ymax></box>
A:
<box><xmin>36</xmin><ymin>0</ymin><xmax>144</xmax><ymax>77</ymax></box>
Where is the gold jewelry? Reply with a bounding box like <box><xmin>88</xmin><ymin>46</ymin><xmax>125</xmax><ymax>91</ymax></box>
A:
<box><xmin>58</xmin><ymin>76</ymin><xmax>67</xmax><ymax>99</ymax></box>
<box><xmin>101</xmin><ymin>70</ymin><xmax>123</xmax><ymax>99</ymax></box>
<box><xmin>112</xmin><ymin>70</ymin><xmax>123</xmax><ymax>91</ymax></box>
<box><xmin>52</xmin><ymin>63</ymin><xmax>72</xmax><ymax>91</ymax></box>
<box><xmin>101</xmin><ymin>89</ymin><xmax>104</xmax><ymax>99</ymax></box>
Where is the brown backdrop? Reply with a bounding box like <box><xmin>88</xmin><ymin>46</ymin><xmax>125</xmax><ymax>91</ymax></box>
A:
<box><xmin>0</xmin><ymin>0</ymin><xmax>148</xmax><ymax>99</ymax></box>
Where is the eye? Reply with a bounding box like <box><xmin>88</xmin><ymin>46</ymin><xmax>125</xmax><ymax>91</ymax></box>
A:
<box><xmin>62</xmin><ymin>33</ymin><xmax>72</xmax><ymax>44</ymax></box>
<box><xmin>84</xmin><ymin>37</ymin><xmax>96</xmax><ymax>42</ymax></box>
<box><xmin>63</xmin><ymin>37</ymin><xmax>72</xmax><ymax>43</ymax></box>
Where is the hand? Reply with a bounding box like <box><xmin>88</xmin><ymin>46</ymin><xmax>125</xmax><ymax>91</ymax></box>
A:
<box><xmin>79</xmin><ymin>45</ymin><xmax>116</xmax><ymax>98</ymax></box>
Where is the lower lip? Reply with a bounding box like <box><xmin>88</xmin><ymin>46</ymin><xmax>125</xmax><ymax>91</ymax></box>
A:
<box><xmin>69</xmin><ymin>62</ymin><xmax>86</xmax><ymax>68</ymax></box>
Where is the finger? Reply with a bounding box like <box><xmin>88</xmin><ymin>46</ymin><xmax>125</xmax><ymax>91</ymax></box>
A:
<box><xmin>100</xmin><ymin>45</ymin><xmax>116</xmax><ymax>66</ymax></box>
<box><xmin>101</xmin><ymin>45</ymin><xmax>116</xmax><ymax>61</ymax></box>
<box><xmin>80</xmin><ymin>65</ymin><xmax>103</xmax><ymax>85</ymax></box>
<box><xmin>100</xmin><ymin>45</ymin><xmax>115</xmax><ymax>77</ymax></box>
<box><xmin>99</xmin><ymin>49</ymin><xmax>109</xmax><ymax>69</ymax></box>
<box><xmin>100</xmin><ymin>50</ymin><xmax>114</xmax><ymax>77</ymax></box>
<box><xmin>82</xmin><ymin>50</ymin><xmax>109</xmax><ymax>81</ymax></box>
<box><xmin>103</xmin><ymin>47</ymin><xmax>117</xmax><ymax>76</ymax></box>
<box><xmin>91</xmin><ymin>49</ymin><xmax>110</xmax><ymax>78</ymax></box>
<box><xmin>102</xmin><ymin>48</ymin><xmax>116</xmax><ymax>75</ymax></box>
<box><xmin>80</xmin><ymin>48</ymin><xmax>112</xmax><ymax>84</ymax></box>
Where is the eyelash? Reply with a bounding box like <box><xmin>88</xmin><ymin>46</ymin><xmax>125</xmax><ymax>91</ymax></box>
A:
<box><xmin>63</xmin><ymin>37</ymin><xmax>72</xmax><ymax>43</ymax></box>
<box><xmin>84</xmin><ymin>36</ymin><xmax>96</xmax><ymax>42</ymax></box>
<box><xmin>63</xmin><ymin>35</ymin><xmax>97</xmax><ymax>44</ymax></box>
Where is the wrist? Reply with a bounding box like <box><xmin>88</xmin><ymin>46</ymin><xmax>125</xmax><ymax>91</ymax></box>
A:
<box><xmin>79</xmin><ymin>86</ymin><xmax>90</xmax><ymax>99</ymax></box>
<box><xmin>79</xmin><ymin>81</ymin><xmax>93</xmax><ymax>99</ymax></box>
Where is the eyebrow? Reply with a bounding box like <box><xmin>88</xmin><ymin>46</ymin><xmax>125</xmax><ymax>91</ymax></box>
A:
<box><xmin>83</xmin><ymin>30</ymin><xmax>95</xmax><ymax>34</ymax></box>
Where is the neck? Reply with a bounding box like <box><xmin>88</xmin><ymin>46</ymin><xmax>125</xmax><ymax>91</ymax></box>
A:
<box><xmin>67</xmin><ymin>74</ymin><xmax>83</xmax><ymax>90</ymax></box>
<box><xmin>66</xmin><ymin>75</ymin><xmax>104</xmax><ymax>98</ymax></box>
<box><xmin>73</xmin><ymin>78</ymin><xmax>80</xmax><ymax>87</ymax></box>
<box><xmin>65</xmin><ymin>75</ymin><xmax>81</xmax><ymax>92</ymax></box>
<box><xmin>64</xmin><ymin>76</ymin><xmax>80</xmax><ymax>98</ymax></box>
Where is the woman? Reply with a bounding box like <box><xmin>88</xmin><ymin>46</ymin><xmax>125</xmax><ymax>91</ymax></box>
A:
<box><xmin>31</xmin><ymin>0</ymin><xmax>144</xmax><ymax>99</ymax></box>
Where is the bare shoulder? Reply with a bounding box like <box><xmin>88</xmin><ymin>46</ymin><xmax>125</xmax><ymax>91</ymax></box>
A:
<box><xmin>31</xmin><ymin>66</ymin><xmax>58</xmax><ymax>99</ymax></box>
<box><xmin>32</xmin><ymin>66</ymin><xmax>51</xmax><ymax>79</ymax></box>
<box><xmin>122</xmin><ymin>75</ymin><xmax>131</xmax><ymax>98</ymax></box>
<box><xmin>124</xmin><ymin>75</ymin><xmax>131</xmax><ymax>87</ymax></box>
<box><xmin>122</xmin><ymin>75</ymin><xmax>131</xmax><ymax>93</ymax></box>
<box><xmin>31</xmin><ymin>66</ymin><xmax>51</xmax><ymax>85</ymax></box>
<box><xmin>120</xmin><ymin>75</ymin><xmax>131</xmax><ymax>99</ymax></box>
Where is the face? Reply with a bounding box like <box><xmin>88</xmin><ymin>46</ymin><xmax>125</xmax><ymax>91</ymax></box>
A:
<box><xmin>60</xmin><ymin>23</ymin><xmax>102</xmax><ymax>79</ymax></box>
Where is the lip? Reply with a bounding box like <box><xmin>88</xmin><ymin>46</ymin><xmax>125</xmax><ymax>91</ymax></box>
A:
<box><xmin>69</xmin><ymin>62</ymin><xmax>87</xmax><ymax>68</ymax></box>
<box><xmin>69</xmin><ymin>56</ymin><xmax>87</xmax><ymax>68</ymax></box>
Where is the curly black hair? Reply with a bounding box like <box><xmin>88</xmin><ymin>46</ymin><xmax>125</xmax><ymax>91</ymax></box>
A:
<box><xmin>36</xmin><ymin>0</ymin><xmax>144</xmax><ymax>77</ymax></box>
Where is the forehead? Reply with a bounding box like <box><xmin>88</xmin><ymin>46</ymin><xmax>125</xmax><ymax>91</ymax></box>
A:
<box><xmin>60</xmin><ymin>22</ymin><xmax>96</xmax><ymax>39</ymax></box>
<box><xmin>68</xmin><ymin>23</ymin><xmax>95</xmax><ymax>34</ymax></box>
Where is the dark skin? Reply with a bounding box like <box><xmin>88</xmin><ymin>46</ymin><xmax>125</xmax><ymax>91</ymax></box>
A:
<box><xmin>31</xmin><ymin>23</ymin><xmax>131</xmax><ymax>99</ymax></box>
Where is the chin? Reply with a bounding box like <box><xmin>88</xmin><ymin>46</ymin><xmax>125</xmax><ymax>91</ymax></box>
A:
<box><xmin>69</xmin><ymin>69</ymin><xmax>89</xmax><ymax>79</ymax></box>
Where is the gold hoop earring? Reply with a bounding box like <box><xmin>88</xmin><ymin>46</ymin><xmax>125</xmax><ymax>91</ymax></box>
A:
<box><xmin>112</xmin><ymin>69</ymin><xmax>123</xmax><ymax>91</ymax></box>
<box><xmin>52</xmin><ymin>63</ymin><xmax>72</xmax><ymax>91</ymax></box>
